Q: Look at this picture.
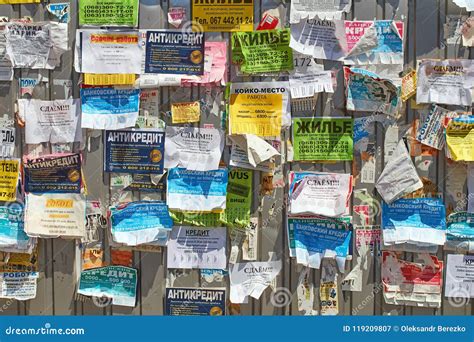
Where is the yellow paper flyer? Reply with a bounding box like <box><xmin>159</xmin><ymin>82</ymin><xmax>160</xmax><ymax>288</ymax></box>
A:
<box><xmin>0</xmin><ymin>0</ymin><xmax>39</xmax><ymax>3</ymax></box>
<box><xmin>83</xmin><ymin>74</ymin><xmax>136</xmax><ymax>86</ymax></box>
<box><xmin>171</xmin><ymin>101</ymin><xmax>201</xmax><ymax>124</ymax></box>
<box><xmin>401</xmin><ymin>70</ymin><xmax>417</xmax><ymax>102</ymax></box>
<box><xmin>446</xmin><ymin>119</ymin><xmax>474</xmax><ymax>161</ymax></box>
<box><xmin>0</xmin><ymin>160</ymin><xmax>18</xmax><ymax>202</ymax></box>
<box><xmin>192</xmin><ymin>0</ymin><xmax>253</xmax><ymax>32</ymax></box>
<box><xmin>229</xmin><ymin>93</ymin><xmax>282</xmax><ymax>138</ymax></box>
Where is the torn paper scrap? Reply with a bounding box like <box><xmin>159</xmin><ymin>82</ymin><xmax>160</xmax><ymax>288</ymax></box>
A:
<box><xmin>46</xmin><ymin>3</ymin><xmax>69</xmax><ymax>23</ymax></box>
<box><xmin>375</xmin><ymin>139</ymin><xmax>423</xmax><ymax>203</ymax></box>
<box><xmin>382</xmin><ymin>251</ymin><xmax>443</xmax><ymax>308</ymax></box>
<box><xmin>229</xmin><ymin>142</ymin><xmax>275</xmax><ymax>172</ymax></box>
<box><xmin>229</xmin><ymin>260</ymin><xmax>282</xmax><ymax>304</ymax></box>
<box><xmin>297</xmin><ymin>267</ymin><xmax>315</xmax><ymax>315</ymax></box>
<box><xmin>168</xmin><ymin>7</ymin><xmax>186</xmax><ymax>28</ymax></box>
<box><xmin>229</xmin><ymin>134</ymin><xmax>280</xmax><ymax>168</ymax></box>
<box><xmin>320</xmin><ymin>262</ymin><xmax>339</xmax><ymax>315</ymax></box>
<box><xmin>342</xmin><ymin>227</ymin><xmax>378</xmax><ymax>292</ymax></box>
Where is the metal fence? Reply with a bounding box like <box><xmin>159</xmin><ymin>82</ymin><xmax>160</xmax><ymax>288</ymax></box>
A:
<box><xmin>0</xmin><ymin>0</ymin><xmax>472</xmax><ymax>316</ymax></box>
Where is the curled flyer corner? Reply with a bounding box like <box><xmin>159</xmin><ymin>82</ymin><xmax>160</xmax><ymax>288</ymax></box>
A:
<box><xmin>229</xmin><ymin>134</ymin><xmax>280</xmax><ymax>167</ymax></box>
<box><xmin>346</xmin><ymin>23</ymin><xmax>379</xmax><ymax>58</ymax></box>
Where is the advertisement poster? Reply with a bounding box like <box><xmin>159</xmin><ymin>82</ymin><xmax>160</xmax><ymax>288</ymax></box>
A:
<box><xmin>292</xmin><ymin>117</ymin><xmax>353</xmax><ymax>161</ymax></box>
<box><xmin>382</xmin><ymin>251</ymin><xmax>443</xmax><ymax>307</ymax></box>
<box><xmin>229</xmin><ymin>260</ymin><xmax>281</xmax><ymax>303</ymax></box>
<box><xmin>416</xmin><ymin>105</ymin><xmax>451</xmax><ymax>150</ymax></box>
<box><xmin>344</xmin><ymin>67</ymin><xmax>400</xmax><ymax>115</ymax></box>
<box><xmin>181</xmin><ymin>41</ymin><xmax>228</xmax><ymax>87</ymax></box>
<box><xmin>164</xmin><ymin>126</ymin><xmax>224</xmax><ymax>171</ymax></box>
<box><xmin>287</xmin><ymin>216</ymin><xmax>351</xmax><ymax>257</ymax></box>
<box><xmin>445</xmin><ymin>254</ymin><xmax>474</xmax><ymax>298</ymax></box>
<box><xmin>104</xmin><ymin>129</ymin><xmax>165</xmax><ymax>174</ymax></box>
<box><xmin>4</xmin><ymin>22</ymin><xmax>68</xmax><ymax>70</ymax></box>
<box><xmin>171</xmin><ymin>101</ymin><xmax>200</xmax><ymax>124</ymax></box>
<box><xmin>77</xmin><ymin>265</ymin><xmax>137</xmax><ymax>307</ymax></box>
<box><xmin>23</xmin><ymin>153</ymin><xmax>82</xmax><ymax>194</ymax></box>
<box><xmin>381</xmin><ymin>198</ymin><xmax>446</xmax><ymax>246</ymax></box>
<box><xmin>24</xmin><ymin>193</ymin><xmax>86</xmax><ymax>238</ymax></box>
<box><xmin>293</xmin><ymin>219</ymin><xmax>351</xmax><ymax>271</ymax></box>
<box><xmin>446</xmin><ymin>212</ymin><xmax>474</xmax><ymax>252</ymax></box>
<box><xmin>167</xmin><ymin>226</ymin><xmax>227</xmax><ymax>269</ymax></box>
<box><xmin>0</xmin><ymin>159</ymin><xmax>18</xmax><ymax>202</ymax></box>
<box><xmin>192</xmin><ymin>0</ymin><xmax>253</xmax><ymax>32</ymax></box>
<box><xmin>230</xmin><ymin>81</ymin><xmax>290</xmax><ymax>127</ymax></box>
<box><xmin>289</xmin><ymin>171</ymin><xmax>353</xmax><ymax>217</ymax></box>
<box><xmin>145</xmin><ymin>30</ymin><xmax>204</xmax><ymax>75</ymax></box>
<box><xmin>446</xmin><ymin>115</ymin><xmax>474</xmax><ymax>161</ymax></box>
<box><xmin>166</xmin><ymin>168</ymin><xmax>228</xmax><ymax>212</ymax></box>
<box><xmin>165</xmin><ymin>287</ymin><xmax>226</xmax><ymax>316</ymax></box>
<box><xmin>229</xmin><ymin>93</ymin><xmax>282</xmax><ymax>138</ymax></box>
<box><xmin>0</xmin><ymin>128</ymin><xmax>15</xmax><ymax>158</ymax></box>
<box><xmin>79</xmin><ymin>0</ymin><xmax>139</xmax><ymax>27</ymax></box>
<box><xmin>0</xmin><ymin>271</ymin><xmax>38</xmax><ymax>300</ymax></box>
<box><xmin>0</xmin><ymin>204</ymin><xmax>30</xmax><ymax>253</ymax></box>
<box><xmin>171</xmin><ymin>169</ymin><xmax>253</xmax><ymax>228</ymax></box>
<box><xmin>81</xmin><ymin>88</ymin><xmax>140</xmax><ymax>130</ymax></box>
<box><xmin>19</xmin><ymin>98</ymin><xmax>82</xmax><ymax>144</ymax></box>
<box><xmin>289</xmin><ymin>19</ymin><xmax>347</xmax><ymax>61</ymax></box>
<box><xmin>232</xmin><ymin>29</ymin><xmax>293</xmax><ymax>74</ymax></box>
<box><xmin>110</xmin><ymin>201</ymin><xmax>173</xmax><ymax>246</ymax></box>
<box><xmin>344</xmin><ymin>20</ymin><xmax>404</xmax><ymax>64</ymax></box>
<box><xmin>416</xmin><ymin>59</ymin><xmax>474</xmax><ymax>106</ymax></box>
<box><xmin>0</xmin><ymin>250</ymin><xmax>38</xmax><ymax>272</ymax></box>
<box><xmin>79</xmin><ymin>30</ymin><xmax>142</xmax><ymax>74</ymax></box>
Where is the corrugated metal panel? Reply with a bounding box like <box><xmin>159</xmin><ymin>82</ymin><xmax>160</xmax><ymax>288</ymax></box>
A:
<box><xmin>0</xmin><ymin>0</ymin><xmax>471</xmax><ymax>316</ymax></box>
